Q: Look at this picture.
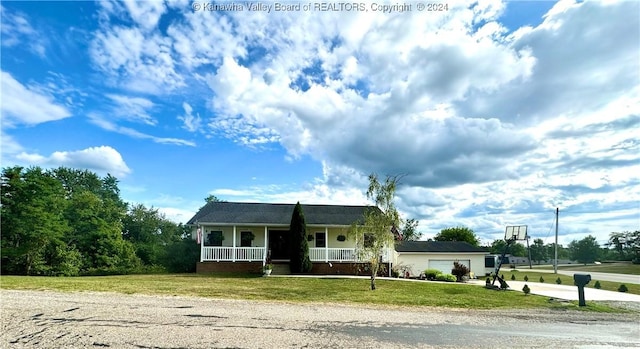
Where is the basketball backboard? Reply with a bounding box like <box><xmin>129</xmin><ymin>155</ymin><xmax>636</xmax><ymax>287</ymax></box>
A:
<box><xmin>505</xmin><ymin>225</ymin><xmax>528</xmax><ymax>241</ymax></box>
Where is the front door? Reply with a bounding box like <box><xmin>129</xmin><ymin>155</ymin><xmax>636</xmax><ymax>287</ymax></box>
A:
<box><xmin>268</xmin><ymin>230</ymin><xmax>291</xmax><ymax>260</ymax></box>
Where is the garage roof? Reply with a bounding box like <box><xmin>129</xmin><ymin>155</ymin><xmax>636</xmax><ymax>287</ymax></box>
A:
<box><xmin>396</xmin><ymin>241</ymin><xmax>488</xmax><ymax>253</ymax></box>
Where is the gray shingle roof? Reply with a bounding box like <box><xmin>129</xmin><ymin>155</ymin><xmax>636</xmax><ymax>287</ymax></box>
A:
<box><xmin>187</xmin><ymin>202</ymin><xmax>375</xmax><ymax>226</ymax></box>
<box><xmin>396</xmin><ymin>241</ymin><xmax>487</xmax><ymax>253</ymax></box>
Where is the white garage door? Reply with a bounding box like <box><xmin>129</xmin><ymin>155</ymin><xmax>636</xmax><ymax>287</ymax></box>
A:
<box><xmin>428</xmin><ymin>260</ymin><xmax>470</xmax><ymax>275</ymax></box>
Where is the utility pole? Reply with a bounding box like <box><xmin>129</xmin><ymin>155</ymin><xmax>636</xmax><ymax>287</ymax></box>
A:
<box><xmin>554</xmin><ymin>207</ymin><xmax>559</xmax><ymax>274</ymax></box>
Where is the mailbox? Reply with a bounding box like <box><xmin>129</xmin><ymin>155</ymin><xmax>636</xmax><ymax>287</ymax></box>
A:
<box><xmin>574</xmin><ymin>273</ymin><xmax>591</xmax><ymax>287</ymax></box>
<box><xmin>573</xmin><ymin>273</ymin><xmax>591</xmax><ymax>306</ymax></box>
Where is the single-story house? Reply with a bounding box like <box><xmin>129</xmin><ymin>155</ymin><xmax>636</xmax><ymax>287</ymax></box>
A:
<box><xmin>395</xmin><ymin>240</ymin><xmax>489</xmax><ymax>278</ymax></box>
<box><xmin>187</xmin><ymin>201</ymin><xmax>393</xmax><ymax>274</ymax></box>
<box><xmin>187</xmin><ymin>201</ymin><xmax>488</xmax><ymax>276</ymax></box>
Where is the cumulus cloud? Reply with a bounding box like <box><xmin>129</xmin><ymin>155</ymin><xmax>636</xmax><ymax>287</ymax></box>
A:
<box><xmin>14</xmin><ymin>145</ymin><xmax>131</xmax><ymax>178</ymax></box>
<box><xmin>7</xmin><ymin>0</ymin><xmax>633</xmax><ymax>243</ymax></box>
<box><xmin>183</xmin><ymin>0</ymin><xmax>637</xmax><ymax>245</ymax></box>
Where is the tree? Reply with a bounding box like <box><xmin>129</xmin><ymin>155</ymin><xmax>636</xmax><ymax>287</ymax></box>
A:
<box><xmin>545</xmin><ymin>243</ymin><xmax>569</xmax><ymax>261</ymax></box>
<box><xmin>350</xmin><ymin>174</ymin><xmax>401</xmax><ymax>290</ymax></box>
<box><xmin>510</xmin><ymin>243</ymin><xmax>527</xmax><ymax>257</ymax></box>
<box><xmin>435</xmin><ymin>226</ymin><xmax>479</xmax><ymax>246</ymax></box>
<box><xmin>65</xmin><ymin>190</ymin><xmax>139</xmax><ymax>274</ymax></box>
<box><xmin>568</xmin><ymin>235</ymin><xmax>600</xmax><ymax>264</ymax></box>
<box><xmin>1</xmin><ymin>167</ymin><xmax>74</xmax><ymax>275</ymax></box>
<box><xmin>490</xmin><ymin>239</ymin><xmax>507</xmax><ymax>254</ymax></box>
<box><xmin>161</xmin><ymin>224</ymin><xmax>200</xmax><ymax>273</ymax></box>
<box><xmin>400</xmin><ymin>218</ymin><xmax>422</xmax><ymax>241</ymax></box>
<box><xmin>606</xmin><ymin>231</ymin><xmax>640</xmax><ymax>261</ymax></box>
<box><xmin>122</xmin><ymin>204</ymin><xmax>182</xmax><ymax>266</ymax></box>
<box><xmin>529</xmin><ymin>238</ymin><xmax>548</xmax><ymax>265</ymax></box>
<box><xmin>289</xmin><ymin>202</ymin><xmax>312</xmax><ymax>273</ymax></box>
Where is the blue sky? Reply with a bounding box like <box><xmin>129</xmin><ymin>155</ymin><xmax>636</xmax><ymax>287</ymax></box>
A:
<box><xmin>2</xmin><ymin>0</ymin><xmax>638</xmax><ymax>247</ymax></box>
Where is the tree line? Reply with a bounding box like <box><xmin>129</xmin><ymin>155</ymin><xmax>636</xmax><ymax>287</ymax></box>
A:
<box><xmin>1</xmin><ymin>166</ymin><xmax>198</xmax><ymax>276</ymax></box>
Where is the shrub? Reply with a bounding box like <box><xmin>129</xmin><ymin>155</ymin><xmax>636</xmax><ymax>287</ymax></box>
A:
<box><xmin>424</xmin><ymin>269</ymin><xmax>441</xmax><ymax>280</ymax></box>
<box><xmin>161</xmin><ymin>239</ymin><xmax>199</xmax><ymax>273</ymax></box>
<box><xmin>539</xmin><ymin>276</ymin><xmax>545</xmax><ymax>283</ymax></box>
<box><xmin>486</xmin><ymin>277</ymin><xmax>491</xmax><ymax>286</ymax></box>
<box><xmin>524</xmin><ymin>275</ymin><xmax>529</xmax><ymax>282</ymax></box>
<box><xmin>618</xmin><ymin>284</ymin><xmax>628</xmax><ymax>293</ymax></box>
<box><xmin>522</xmin><ymin>284</ymin><xmax>530</xmax><ymax>295</ymax></box>
<box><xmin>556</xmin><ymin>277</ymin><xmax>562</xmax><ymax>285</ymax></box>
<box><xmin>594</xmin><ymin>281</ymin><xmax>601</xmax><ymax>289</ymax></box>
<box><xmin>435</xmin><ymin>273</ymin><xmax>457</xmax><ymax>282</ymax></box>
<box><xmin>391</xmin><ymin>268</ymin><xmax>400</xmax><ymax>278</ymax></box>
<box><xmin>511</xmin><ymin>274</ymin><xmax>516</xmax><ymax>281</ymax></box>
<box><xmin>451</xmin><ymin>262</ymin><xmax>470</xmax><ymax>282</ymax></box>
<box><xmin>632</xmin><ymin>258</ymin><xmax>640</xmax><ymax>265</ymax></box>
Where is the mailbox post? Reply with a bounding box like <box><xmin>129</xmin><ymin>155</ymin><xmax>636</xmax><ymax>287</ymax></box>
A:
<box><xmin>573</xmin><ymin>273</ymin><xmax>591</xmax><ymax>306</ymax></box>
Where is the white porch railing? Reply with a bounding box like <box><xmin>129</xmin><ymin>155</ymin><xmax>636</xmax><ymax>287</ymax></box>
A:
<box><xmin>236</xmin><ymin>247</ymin><xmax>265</xmax><ymax>261</ymax></box>
<box><xmin>309</xmin><ymin>248</ymin><xmax>357</xmax><ymax>262</ymax></box>
<box><xmin>201</xmin><ymin>246</ymin><xmax>392</xmax><ymax>263</ymax></box>
<box><xmin>201</xmin><ymin>247</ymin><xmax>265</xmax><ymax>262</ymax></box>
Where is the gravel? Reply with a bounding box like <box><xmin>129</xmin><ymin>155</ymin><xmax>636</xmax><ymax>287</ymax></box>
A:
<box><xmin>2</xmin><ymin>290</ymin><xmax>639</xmax><ymax>348</ymax></box>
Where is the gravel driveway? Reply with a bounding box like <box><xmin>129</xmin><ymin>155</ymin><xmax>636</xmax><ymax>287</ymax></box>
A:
<box><xmin>2</xmin><ymin>290</ymin><xmax>639</xmax><ymax>348</ymax></box>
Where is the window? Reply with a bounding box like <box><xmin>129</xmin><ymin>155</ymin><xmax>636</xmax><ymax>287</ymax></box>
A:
<box><xmin>364</xmin><ymin>233</ymin><xmax>374</xmax><ymax>248</ymax></box>
<box><xmin>207</xmin><ymin>231</ymin><xmax>224</xmax><ymax>246</ymax></box>
<box><xmin>240</xmin><ymin>231</ymin><xmax>253</xmax><ymax>247</ymax></box>
<box><xmin>315</xmin><ymin>232</ymin><xmax>326</xmax><ymax>248</ymax></box>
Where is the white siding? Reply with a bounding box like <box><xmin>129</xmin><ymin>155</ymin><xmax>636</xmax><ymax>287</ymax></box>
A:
<box><xmin>428</xmin><ymin>260</ymin><xmax>469</xmax><ymax>275</ymax></box>
<box><xmin>396</xmin><ymin>253</ymin><xmax>487</xmax><ymax>277</ymax></box>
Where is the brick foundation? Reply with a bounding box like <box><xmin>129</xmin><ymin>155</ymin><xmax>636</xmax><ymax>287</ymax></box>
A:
<box><xmin>196</xmin><ymin>261</ymin><xmax>263</xmax><ymax>274</ymax></box>
<box><xmin>197</xmin><ymin>261</ymin><xmax>393</xmax><ymax>276</ymax></box>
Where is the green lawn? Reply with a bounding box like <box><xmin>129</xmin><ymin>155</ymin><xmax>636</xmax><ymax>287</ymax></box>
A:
<box><xmin>0</xmin><ymin>274</ymin><xmax>621</xmax><ymax>312</ymax></box>
<box><xmin>503</xmin><ymin>271</ymin><xmax>640</xmax><ymax>294</ymax></box>
<box><xmin>534</xmin><ymin>262</ymin><xmax>640</xmax><ymax>275</ymax></box>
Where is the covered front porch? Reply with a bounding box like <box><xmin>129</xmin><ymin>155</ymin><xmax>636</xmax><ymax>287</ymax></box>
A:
<box><xmin>197</xmin><ymin>224</ymin><xmax>393</xmax><ymax>263</ymax></box>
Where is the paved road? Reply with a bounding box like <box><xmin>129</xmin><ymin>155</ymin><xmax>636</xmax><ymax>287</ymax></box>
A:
<box><xmin>2</xmin><ymin>290</ymin><xmax>639</xmax><ymax>349</ymax></box>
<box><xmin>514</xmin><ymin>268</ymin><xmax>640</xmax><ymax>284</ymax></box>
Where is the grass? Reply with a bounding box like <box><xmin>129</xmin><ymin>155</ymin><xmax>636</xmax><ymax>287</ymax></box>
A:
<box><xmin>505</xmin><ymin>271</ymin><xmax>640</xmax><ymax>295</ymax></box>
<box><xmin>533</xmin><ymin>262</ymin><xmax>640</xmax><ymax>275</ymax></box>
<box><xmin>0</xmin><ymin>274</ymin><xmax>623</xmax><ymax>312</ymax></box>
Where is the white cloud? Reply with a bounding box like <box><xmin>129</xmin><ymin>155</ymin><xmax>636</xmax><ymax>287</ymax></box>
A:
<box><xmin>122</xmin><ymin>0</ymin><xmax>166</xmax><ymax>31</ymax></box>
<box><xmin>14</xmin><ymin>146</ymin><xmax>131</xmax><ymax>178</ymax></box>
<box><xmin>183</xmin><ymin>0</ymin><xmax>637</xmax><ymax>247</ymax></box>
<box><xmin>178</xmin><ymin>102</ymin><xmax>202</xmax><ymax>132</ymax></box>
<box><xmin>0</xmin><ymin>131</ymin><xmax>24</xmax><ymax>159</ymax></box>
<box><xmin>90</xmin><ymin>26</ymin><xmax>184</xmax><ymax>94</ymax></box>
<box><xmin>107</xmin><ymin>94</ymin><xmax>157</xmax><ymax>125</ymax></box>
<box><xmin>0</xmin><ymin>71</ymin><xmax>72</xmax><ymax>127</ymax></box>
<box><xmin>0</xmin><ymin>5</ymin><xmax>47</xmax><ymax>57</ymax></box>
<box><xmin>5</xmin><ymin>0</ymin><xmax>634</xmax><ymax>245</ymax></box>
<box><xmin>88</xmin><ymin>113</ymin><xmax>196</xmax><ymax>146</ymax></box>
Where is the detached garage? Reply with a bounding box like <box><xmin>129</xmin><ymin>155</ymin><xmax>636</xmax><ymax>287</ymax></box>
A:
<box><xmin>395</xmin><ymin>241</ymin><xmax>488</xmax><ymax>277</ymax></box>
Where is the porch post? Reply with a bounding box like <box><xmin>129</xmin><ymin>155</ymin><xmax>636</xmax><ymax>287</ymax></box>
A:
<box><xmin>264</xmin><ymin>226</ymin><xmax>268</xmax><ymax>265</ymax></box>
<box><xmin>325</xmin><ymin>227</ymin><xmax>329</xmax><ymax>263</ymax></box>
<box><xmin>232</xmin><ymin>225</ymin><xmax>236</xmax><ymax>262</ymax></box>
<box><xmin>200</xmin><ymin>225</ymin><xmax>203</xmax><ymax>262</ymax></box>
